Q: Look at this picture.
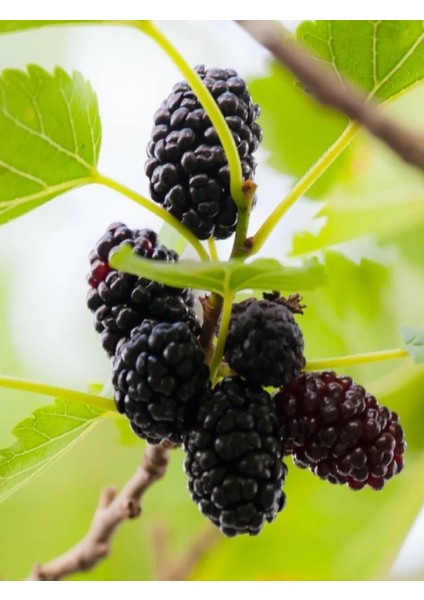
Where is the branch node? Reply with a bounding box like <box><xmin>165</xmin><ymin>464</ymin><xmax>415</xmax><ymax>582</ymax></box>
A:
<box><xmin>241</xmin><ymin>179</ymin><xmax>257</xmax><ymax>201</ymax></box>
<box><xmin>126</xmin><ymin>500</ymin><xmax>142</xmax><ymax>520</ymax></box>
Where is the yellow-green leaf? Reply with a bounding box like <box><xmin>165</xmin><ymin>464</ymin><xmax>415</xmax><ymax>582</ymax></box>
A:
<box><xmin>0</xmin><ymin>66</ymin><xmax>101</xmax><ymax>224</ymax></box>
<box><xmin>0</xmin><ymin>399</ymin><xmax>107</xmax><ymax>504</ymax></box>
<box><xmin>110</xmin><ymin>244</ymin><xmax>325</xmax><ymax>295</ymax></box>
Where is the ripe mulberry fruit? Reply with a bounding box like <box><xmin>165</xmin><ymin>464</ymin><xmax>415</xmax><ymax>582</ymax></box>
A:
<box><xmin>145</xmin><ymin>65</ymin><xmax>262</xmax><ymax>240</ymax></box>
<box><xmin>87</xmin><ymin>223</ymin><xmax>200</xmax><ymax>356</ymax></box>
<box><xmin>223</xmin><ymin>296</ymin><xmax>306</xmax><ymax>387</ymax></box>
<box><xmin>113</xmin><ymin>320</ymin><xmax>210</xmax><ymax>444</ymax></box>
<box><xmin>184</xmin><ymin>377</ymin><xmax>287</xmax><ymax>536</ymax></box>
<box><xmin>274</xmin><ymin>371</ymin><xmax>405</xmax><ymax>490</ymax></box>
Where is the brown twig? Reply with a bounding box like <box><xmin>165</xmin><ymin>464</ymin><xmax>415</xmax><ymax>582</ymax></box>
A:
<box><xmin>237</xmin><ymin>20</ymin><xmax>424</xmax><ymax>171</ymax></box>
<box><xmin>27</xmin><ymin>443</ymin><xmax>170</xmax><ymax>581</ymax></box>
<box><xmin>151</xmin><ymin>523</ymin><xmax>221</xmax><ymax>581</ymax></box>
<box><xmin>199</xmin><ymin>294</ymin><xmax>223</xmax><ymax>363</ymax></box>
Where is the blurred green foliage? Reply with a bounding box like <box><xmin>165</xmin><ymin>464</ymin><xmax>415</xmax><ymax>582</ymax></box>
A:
<box><xmin>249</xmin><ymin>62</ymin><xmax>350</xmax><ymax>198</ymax></box>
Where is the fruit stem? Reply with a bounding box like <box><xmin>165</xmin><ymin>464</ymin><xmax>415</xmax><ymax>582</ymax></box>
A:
<box><xmin>208</xmin><ymin>237</ymin><xmax>219</xmax><ymax>261</ymax></box>
<box><xmin>230</xmin><ymin>180</ymin><xmax>257</xmax><ymax>260</ymax></box>
<box><xmin>94</xmin><ymin>173</ymin><xmax>210</xmax><ymax>262</ymax></box>
<box><xmin>139</xmin><ymin>21</ymin><xmax>246</xmax><ymax>209</ymax></box>
<box><xmin>209</xmin><ymin>292</ymin><xmax>234</xmax><ymax>383</ymax></box>
<box><xmin>0</xmin><ymin>375</ymin><xmax>115</xmax><ymax>413</ymax></box>
<box><xmin>305</xmin><ymin>347</ymin><xmax>409</xmax><ymax>371</ymax></box>
<box><xmin>250</xmin><ymin>121</ymin><xmax>360</xmax><ymax>255</ymax></box>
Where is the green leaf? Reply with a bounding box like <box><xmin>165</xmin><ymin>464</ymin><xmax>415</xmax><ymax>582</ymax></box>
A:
<box><xmin>0</xmin><ymin>399</ymin><xmax>106</xmax><ymax>504</ymax></box>
<box><xmin>0</xmin><ymin>65</ymin><xmax>101</xmax><ymax>224</ymax></box>
<box><xmin>298</xmin><ymin>20</ymin><xmax>424</xmax><ymax>103</ymax></box>
<box><xmin>110</xmin><ymin>244</ymin><xmax>325</xmax><ymax>295</ymax></box>
<box><xmin>400</xmin><ymin>327</ymin><xmax>424</xmax><ymax>364</ymax></box>
<box><xmin>249</xmin><ymin>62</ymin><xmax>350</xmax><ymax>198</ymax></box>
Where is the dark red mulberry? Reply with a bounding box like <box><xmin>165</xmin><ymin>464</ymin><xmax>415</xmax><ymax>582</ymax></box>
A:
<box><xmin>274</xmin><ymin>371</ymin><xmax>405</xmax><ymax>490</ymax></box>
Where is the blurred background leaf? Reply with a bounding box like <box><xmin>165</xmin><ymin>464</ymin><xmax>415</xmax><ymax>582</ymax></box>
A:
<box><xmin>249</xmin><ymin>62</ymin><xmax>350</xmax><ymax>199</ymax></box>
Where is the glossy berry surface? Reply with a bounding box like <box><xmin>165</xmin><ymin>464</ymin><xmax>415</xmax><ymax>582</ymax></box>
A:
<box><xmin>274</xmin><ymin>371</ymin><xmax>405</xmax><ymax>490</ymax></box>
<box><xmin>145</xmin><ymin>65</ymin><xmax>262</xmax><ymax>240</ymax></box>
<box><xmin>224</xmin><ymin>298</ymin><xmax>306</xmax><ymax>387</ymax></box>
<box><xmin>113</xmin><ymin>320</ymin><xmax>210</xmax><ymax>445</ymax></box>
<box><xmin>87</xmin><ymin>223</ymin><xmax>199</xmax><ymax>356</ymax></box>
<box><xmin>184</xmin><ymin>377</ymin><xmax>287</xmax><ymax>536</ymax></box>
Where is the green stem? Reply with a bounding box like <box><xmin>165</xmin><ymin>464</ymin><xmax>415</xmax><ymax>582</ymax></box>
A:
<box><xmin>208</xmin><ymin>237</ymin><xmax>219</xmax><ymax>261</ymax></box>
<box><xmin>95</xmin><ymin>173</ymin><xmax>209</xmax><ymax>262</ymax></box>
<box><xmin>230</xmin><ymin>182</ymin><xmax>256</xmax><ymax>260</ymax></box>
<box><xmin>0</xmin><ymin>375</ymin><xmax>114</xmax><ymax>413</ymax></box>
<box><xmin>209</xmin><ymin>292</ymin><xmax>234</xmax><ymax>383</ymax></box>
<box><xmin>251</xmin><ymin>122</ymin><xmax>360</xmax><ymax>255</ymax></box>
<box><xmin>139</xmin><ymin>21</ymin><xmax>245</xmax><ymax>209</ymax></box>
<box><xmin>305</xmin><ymin>347</ymin><xmax>409</xmax><ymax>371</ymax></box>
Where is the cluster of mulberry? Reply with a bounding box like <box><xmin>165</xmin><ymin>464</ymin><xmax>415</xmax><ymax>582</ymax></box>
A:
<box><xmin>86</xmin><ymin>66</ymin><xmax>406</xmax><ymax>539</ymax></box>
<box><xmin>87</xmin><ymin>222</ymin><xmax>208</xmax><ymax>445</ymax></box>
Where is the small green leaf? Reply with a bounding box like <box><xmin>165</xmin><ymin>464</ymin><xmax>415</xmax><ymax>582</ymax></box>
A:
<box><xmin>110</xmin><ymin>245</ymin><xmax>325</xmax><ymax>295</ymax></box>
<box><xmin>0</xmin><ymin>65</ymin><xmax>101</xmax><ymax>224</ymax></box>
<box><xmin>400</xmin><ymin>327</ymin><xmax>424</xmax><ymax>364</ymax></box>
<box><xmin>228</xmin><ymin>258</ymin><xmax>325</xmax><ymax>293</ymax></box>
<box><xmin>0</xmin><ymin>399</ymin><xmax>106</xmax><ymax>504</ymax></box>
<box><xmin>298</xmin><ymin>20</ymin><xmax>424</xmax><ymax>103</ymax></box>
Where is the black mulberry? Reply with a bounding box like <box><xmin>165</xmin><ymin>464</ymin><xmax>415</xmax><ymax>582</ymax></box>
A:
<box><xmin>87</xmin><ymin>223</ymin><xmax>199</xmax><ymax>356</ymax></box>
<box><xmin>184</xmin><ymin>377</ymin><xmax>287</xmax><ymax>536</ymax></box>
<box><xmin>145</xmin><ymin>65</ymin><xmax>262</xmax><ymax>240</ymax></box>
<box><xmin>274</xmin><ymin>371</ymin><xmax>406</xmax><ymax>490</ymax></box>
<box><xmin>224</xmin><ymin>297</ymin><xmax>306</xmax><ymax>387</ymax></box>
<box><xmin>113</xmin><ymin>320</ymin><xmax>210</xmax><ymax>444</ymax></box>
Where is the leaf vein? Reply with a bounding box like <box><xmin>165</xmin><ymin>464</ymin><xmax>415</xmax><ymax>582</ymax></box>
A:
<box><xmin>0</xmin><ymin>158</ymin><xmax>47</xmax><ymax>188</ymax></box>
<box><xmin>369</xmin><ymin>26</ymin><xmax>424</xmax><ymax>98</ymax></box>
<box><xmin>0</xmin><ymin>96</ymin><xmax>93</xmax><ymax>171</ymax></box>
